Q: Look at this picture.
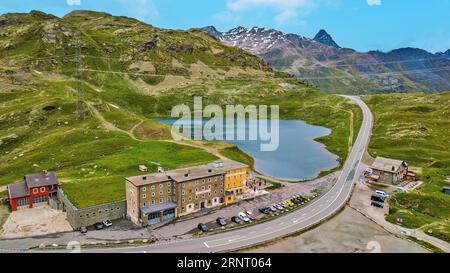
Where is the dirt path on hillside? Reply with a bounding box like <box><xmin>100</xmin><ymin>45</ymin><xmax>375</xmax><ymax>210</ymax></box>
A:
<box><xmin>86</xmin><ymin>102</ymin><xmax>142</xmax><ymax>141</ymax></box>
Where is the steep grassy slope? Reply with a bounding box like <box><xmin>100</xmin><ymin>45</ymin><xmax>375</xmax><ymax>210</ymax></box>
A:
<box><xmin>363</xmin><ymin>92</ymin><xmax>450</xmax><ymax>242</ymax></box>
<box><xmin>0</xmin><ymin>10</ymin><xmax>361</xmax><ymax>207</ymax></box>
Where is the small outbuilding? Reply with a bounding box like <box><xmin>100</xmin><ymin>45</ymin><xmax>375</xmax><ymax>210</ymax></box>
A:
<box><xmin>138</xmin><ymin>165</ymin><xmax>148</xmax><ymax>172</ymax></box>
<box><xmin>371</xmin><ymin>157</ymin><xmax>408</xmax><ymax>185</ymax></box>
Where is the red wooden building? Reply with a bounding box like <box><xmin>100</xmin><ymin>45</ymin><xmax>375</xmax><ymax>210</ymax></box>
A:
<box><xmin>7</xmin><ymin>171</ymin><xmax>59</xmax><ymax>211</ymax></box>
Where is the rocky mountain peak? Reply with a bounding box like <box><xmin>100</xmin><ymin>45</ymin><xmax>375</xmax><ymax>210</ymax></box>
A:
<box><xmin>203</xmin><ymin>25</ymin><xmax>223</xmax><ymax>40</ymax></box>
<box><xmin>313</xmin><ymin>29</ymin><xmax>340</xmax><ymax>48</ymax></box>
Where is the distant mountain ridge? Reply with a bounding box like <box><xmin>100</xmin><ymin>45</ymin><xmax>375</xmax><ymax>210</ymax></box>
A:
<box><xmin>202</xmin><ymin>26</ymin><xmax>450</xmax><ymax>94</ymax></box>
<box><xmin>436</xmin><ymin>49</ymin><xmax>450</xmax><ymax>60</ymax></box>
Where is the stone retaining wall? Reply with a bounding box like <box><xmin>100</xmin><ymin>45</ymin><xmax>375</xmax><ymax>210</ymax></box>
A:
<box><xmin>57</xmin><ymin>189</ymin><xmax>126</xmax><ymax>229</ymax></box>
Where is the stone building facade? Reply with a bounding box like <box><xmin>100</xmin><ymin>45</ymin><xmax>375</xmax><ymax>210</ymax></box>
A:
<box><xmin>126</xmin><ymin>160</ymin><xmax>248</xmax><ymax>226</ymax></box>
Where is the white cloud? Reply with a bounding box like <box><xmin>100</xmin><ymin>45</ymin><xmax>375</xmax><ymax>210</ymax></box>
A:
<box><xmin>366</xmin><ymin>0</ymin><xmax>382</xmax><ymax>6</ymax></box>
<box><xmin>213</xmin><ymin>11</ymin><xmax>241</xmax><ymax>22</ymax></box>
<box><xmin>66</xmin><ymin>0</ymin><xmax>81</xmax><ymax>6</ymax></box>
<box><xmin>226</xmin><ymin>0</ymin><xmax>316</xmax><ymax>24</ymax></box>
<box><xmin>117</xmin><ymin>0</ymin><xmax>159</xmax><ymax>19</ymax></box>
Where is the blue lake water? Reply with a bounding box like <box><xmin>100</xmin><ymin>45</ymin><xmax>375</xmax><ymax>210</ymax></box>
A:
<box><xmin>157</xmin><ymin>119</ymin><xmax>339</xmax><ymax>181</ymax></box>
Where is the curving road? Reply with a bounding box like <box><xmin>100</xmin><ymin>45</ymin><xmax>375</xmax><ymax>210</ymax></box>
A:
<box><xmin>79</xmin><ymin>96</ymin><xmax>373</xmax><ymax>253</ymax></box>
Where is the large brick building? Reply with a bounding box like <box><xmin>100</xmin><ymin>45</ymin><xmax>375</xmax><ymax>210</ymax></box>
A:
<box><xmin>7</xmin><ymin>171</ymin><xmax>59</xmax><ymax>211</ymax></box>
<box><xmin>126</xmin><ymin>160</ymin><xmax>248</xmax><ymax>226</ymax></box>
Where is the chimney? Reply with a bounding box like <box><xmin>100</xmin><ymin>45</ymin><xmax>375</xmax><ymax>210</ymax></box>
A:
<box><xmin>142</xmin><ymin>176</ymin><xmax>147</xmax><ymax>180</ymax></box>
<box><xmin>208</xmin><ymin>169</ymin><xmax>212</xmax><ymax>173</ymax></box>
<box><xmin>43</xmin><ymin>170</ymin><xmax>48</xmax><ymax>175</ymax></box>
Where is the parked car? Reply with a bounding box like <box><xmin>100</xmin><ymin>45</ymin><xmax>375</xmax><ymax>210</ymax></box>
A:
<box><xmin>371</xmin><ymin>194</ymin><xmax>386</xmax><ymax>203</ymax></box>
<box><xmin>275</xmin><ymin>204</ymin><xmax>284</xmax><ymax>210</ymax></box>
<box><xmin>231</xmin><ymin>216</ymin><xmax>242</xmax><ymax>224</ymax></box>
<box><xmin>94</xmin><ymin>222</ymin><xmax>104</xmax><ymax>230</ymax></box>
<box><xmin>269</xmin><ymin>206</ymin><xmax>277</xmax><ymax>212</ymax></box>
<box><xmin>371</xmin><ymin>201</ymin><xmax>384</xmax><ymax>208</ymax></box>
<box><xmin>80</xmin><ymin>227</ymin><xmax>88</xmax><ymax>234</ymax></box>
<box><xmin>291</xmin><ymin>198</ymin><xmax>301</xmax><ymax>205</ymax></box>
<box><xmin>296</xmin><ymin>195</ymin><xmax>306</xmax><ymax>202</ymax></box>
<box><xmin>280</xmin><ymin>203</ymin><xmax>289</xmax><ymax>209</ymax></box>
<box><xmin>283</xmin><ymin>200</ymin><xmax>295</xmax><ymax>207</ymax></box>
<box><xmin>216</xmin><ymin>217</ymin><xmax>227</xmax><ymax>227</ymax></box>
<box><xmin>198</xmin><ymin>223</ymin><xmax>208</xmax><ymax>232</ymax></box>
<box><xmin>246</xmin><ymin>210</ymin><xmax>257</xmax><ymax>220</ymax></box>
<box><xmin>259</xmin><ymin>207</ymin><xmax>271</xmax><ymax>214</ymax></box>
<box><xmin>375</xmin><ymin>190</ymin><xmax>389</xmax><ymax>198</ymax></box>
<box><xmin>238</xmin><ymin>212</ymin><xmax>250</xmax><ymax>222</ymax></box>
<box><xmin>102</xmin><ymin>220</ymin><xmax>113</xmax><ymax>228</ymax></box>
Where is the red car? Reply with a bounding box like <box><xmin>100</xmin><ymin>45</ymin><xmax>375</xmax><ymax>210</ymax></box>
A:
<box><xmin>246</xmin><ymin>210</ymin><xmax>257</xmax><ymax>220</ymax></box>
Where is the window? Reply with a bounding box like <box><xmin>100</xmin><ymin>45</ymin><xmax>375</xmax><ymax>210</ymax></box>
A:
<box><xmin>208</xmin><ymin>192</ymin><xmax>211</xmax><ymax>196</ymax></box>
<box><xmin>151</xmin><ymin>200</ymin><xmax>155</xmax><ymax>205</ymax></box>
<box><xmin>167</xmin><ymin>189</ymin><xmax>171</xmax><ymax>193</ymax></box>
<box><xmin>208</xmin><ymin>178</ymin><xmax>211</xmax><ymax>182</ymax></box>
<box><xmin>214</xmin><ymin>177</ymin><xmax>218</xmax><ymax>182</ymax></box>
<box><xmin>17</xmin><ymin>198</ymin><xmax>29</xmax><ymax>207</ymax></box>
<box><xmin>142</xmin><ymin>194</ymin><xmax>146</xmax><ymax>198</ymax></box>
<box><xmin>151</xmin><ymin>185</ymin><xmax>155</xmax><ymax>190</ymax></box>
<box><xmin>151</xmin><ymin>192</ymin><xmax>155</xmax><ymax>197</ymax></box>
<box><xmin>189</xmin><ymin>196</ymin><xmax>192</xmax><ymax>201</ymax></box>
<box><xmin>142</xmin><ymin>187</ymin><xmax>147</xmax><ymax>192</ymax></box>
<box><xmin>40</xmin><ymin>187</ymin><xmax>46</xmax><ymax>193</ymax></box>
<box><xmin>167</xmin><ymin>182</ymin><xmax>171</xmax><ymax>186</ymax></box>
<box><xmin>160</xmin><ymin>184</ymin><xmax>163</xmax><ymax>188</ymax></box>
<box><xmin>143</xmin><ymin>202</ymin><xmax>146</xmax><ymax>207</ymax></box>
<box><xmin>32</xmin><ymin>195</ymin><xmax>48</xmax><ymax>204</ymax></box>
<box><xmin>32</xmin><ymin>188</ymin><xmax>38</xmax><ymax>194</ymax></box>
<box><xmin>182</xmin><ymin>198</ymin><xmax>185</xmax><ymax>203</ymax></box>
<box><xmin>208</xmin><ymin>185</ymin><xmax>211</xmax><ymax>189</ymax></box>
<box><xmin>159</xmin><ymin>198</ymin><xmax>163</xmax><ymax>203</ymax></box>
<box><xmin>195</xmin><ymin>180</ymin><xmax>198</xmax><ymax>185</ymax></box>
<box><xmin>202</xmin><ymin>179</ymin><xmax>205</xmax><ymax>184</ymax></box>
<box><xmin>182</xmin><ymin>191</ymin><xmax>185</xmax><ymax>195</ymax></box>
<box><xmin>159</xmin><ymin>191</ymin><xmax>163</xmax><ymax>195</ymax></box>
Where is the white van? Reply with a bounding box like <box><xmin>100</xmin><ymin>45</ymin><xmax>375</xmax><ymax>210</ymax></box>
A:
<box><xmin>375</xmin><ymin>190</ymin><xmax>389</xmax><ymax>198</ymax></box>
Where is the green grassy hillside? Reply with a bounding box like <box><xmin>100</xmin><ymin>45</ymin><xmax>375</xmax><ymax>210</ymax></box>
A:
<box><xmin>363</xmin><ymin>92</ymin><xmax>450</xmax><ymax>242</ymax></box>
<box><xmin>0</xmin><ymin>10</ymin><xmax>361</xmax><ymax>208</ymax></box>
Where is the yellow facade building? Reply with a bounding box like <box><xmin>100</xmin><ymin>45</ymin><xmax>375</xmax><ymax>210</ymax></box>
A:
<box><xmin>221</xmin><ymin>161</ymin><xmax>248</xmax><ymax>205</ymax></box>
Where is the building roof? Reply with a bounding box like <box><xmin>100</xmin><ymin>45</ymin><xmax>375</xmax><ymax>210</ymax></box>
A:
<box><xmin>126</xmin><ymin>160</ymin><xmax>249</xmax><ymax>187</ymax></box>
<box><xmin>8</xmin><ymin>181</ymin><xmax>30</xmax><ymax>199</ymax></box>
<box><xmin>126</xmin><ymin>172</ymin><xmax>172</xmax><ymax>187</ymax></box>
<box><xmin>207</xmin><ymin>160</ymin><xmax>248</xmax><ymax>172</ymax></box>
<box><xmin>141</xmin><ymin>201</ymin><xmax>178</xmax><ymax>215</ymax></box>
<box><xmin>372</xmin><ymin>157</ymin><xmax>407</xmax><ymax>173</ymax></box>
<box><xmin>25</xmin><ymin>171</ymin><xmax>59</xmax><ymax>188</ymax></box>
<box><xmin>168</xmin><ymin>165</ymin><xmax>223</xmax><ymax>183</ymax></box>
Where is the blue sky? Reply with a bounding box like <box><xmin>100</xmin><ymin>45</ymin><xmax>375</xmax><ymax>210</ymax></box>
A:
<box><xmin>1</xmin><ymin>0</ymin><xmax>449</xmax><ymax>53</ymax></box>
